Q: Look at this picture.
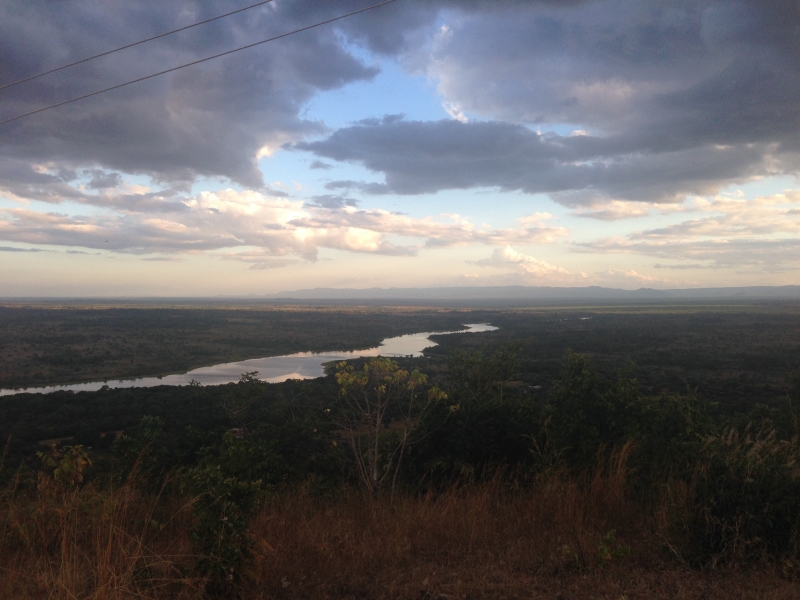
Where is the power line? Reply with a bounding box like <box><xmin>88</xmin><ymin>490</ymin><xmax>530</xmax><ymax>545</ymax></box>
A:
<box><xmin>0</xmin><ymin>0</ymin><xmax>276</xmax><ymax>92</ymax></box>
<box><xmin>0</xmin><ymin>0</ymin><xmax>398</xmax><ymax>127</ymax></box>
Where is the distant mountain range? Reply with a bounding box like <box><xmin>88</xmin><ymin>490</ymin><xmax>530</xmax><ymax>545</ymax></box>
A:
<box><xmin>265</xmin><ymin>285</ymin><xmax>800</xmax><ymax>301</ymax></box>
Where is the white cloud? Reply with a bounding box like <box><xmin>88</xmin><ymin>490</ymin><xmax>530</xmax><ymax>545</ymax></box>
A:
<box><xmin>578</xmin><ymin>190</ymin><xmax>800</xmax><ymax>270</ymax></box>
<box><xmin>571</xmin><ymin>200</ymin><xmax>692</xmax><ymax>221</ymax></box>
<box><xmin>471</xmin><ymin>245</ymin><xmax>682</xmax><ymax>288</ymax></box>
<box><xmin>474</xmin><ymin>246</ymin><xmax>575</xmax><ymax>281</ymax></box>
<box><xmin>443</xmin><ymin>102</ymin><xmax>469</xmax><ymax>123</ymax></box>
<box><xmin>299</xmin><ymin>117</ymin><xmax>778</xmax><ymax>204</ymax></box>
<box><xmin>593</xmin><ymin>269</ymin><xmax>680</xmax><ymax>287</ymax></box>
<box><xmin>0</xmin><ymin>190</ymin><xmax>569</xmax><ymax>266</ymax></box>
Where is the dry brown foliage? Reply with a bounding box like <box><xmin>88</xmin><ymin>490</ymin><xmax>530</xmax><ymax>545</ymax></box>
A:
<box><xmin>0</xmin><ymin>474</ymin><xmax>199</xmax><ymax>600</ymax></box>
<box><xmin>1</xmin><ymin>446</ymin><xmax>798</xmax><ymax>599</ymax></box>
<box><xmin>242</xmin><ymin>444</ymin><xmax>799</xmax><ymax>599</ymax></box>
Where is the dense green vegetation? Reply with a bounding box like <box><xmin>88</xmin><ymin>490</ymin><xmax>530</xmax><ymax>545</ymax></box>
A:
<box><xmin>2</xmin><ymin>302</ymin><xmax>800</xmax><ymax>598</ymax></box>
<box><xmin>3</xmin><ymin>303</ymin><xmax>800</xmax><ymax>483</ymax></box>
<box><xmin>428</xmin><ymin>305</ymin><xmax>800</xmax><ymax>412</ymax></box>
<box><xmin>0</xmin><ymin>303</ymin><xmax>468</xmax><ymax>388</ymax></box>
<box><xmin>4</xmin><ymin>302</ymin><xmax>800</xmax><ymax>410</ymax></box>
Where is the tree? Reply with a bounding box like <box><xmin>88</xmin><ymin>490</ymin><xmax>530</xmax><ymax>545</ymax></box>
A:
<box><xmin>219</xmin><ymin>372</ymin><xmax>262</xmax><ymax>435</ymax></box>
<box><xmin>408</xmin><ymin>344</ymin><xmax>535</xmax><ymax>482</ymax></box>
<box><xmin>332</xmin><ymin>358</ymin><xmax>446</xmax><ymax>497</ymax></box>
<box><xmin>545</xmin><ymin>352</ymin><xmax>650</xmax><ymax>467</ymax></box>
<box><xmin>445</xmin><ymin>344</ymin><xmax>522</xmax><ymax>405</ymax></box>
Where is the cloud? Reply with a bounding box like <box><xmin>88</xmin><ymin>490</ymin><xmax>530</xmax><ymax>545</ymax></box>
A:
<box><xmin>475</xmin><ymin>246</ymin><xmax>573</xmax><ymax>280</ymax></box>
<box><xmin>422</xmin><ymin>1</ymin><xmax>800</xmax><ymax>143</ymax></box>
<box><xmin>468</xmin><ymin>245</ymin><xmax>682</xmax><ymax>288</ymax></box>
<box><xmin>0</xmin><ymin>189</ymin><xmax>568</xmax><ymax>263</ymax></box>
<box><xmin>294</xmin><ymin>1</ymin><xmax>800</xmax><ymax>205</ymax></box>
<box><xmin>86</xmin><ymin>170</ymin><xmax>123</xmax><ymax>190</ymax></box>
<box><xmin>0</xmin><ymin>1</ymin><xmax>382</xmax><ymax>189</ymax></box>
<box><xmin>578</xmin><ymin>191</ymin><xmax>800</xmax><ymax>270</ymax></box>
<box><xmin>470</xmin><ymin>245</ymin><xmax>686</xmax><ymax>288</ymax></box>
<box><xmin>653</xmin><ymin>263</ymin><xmax>717</xmax><ymax>270</ymax></box>
<box><xmin>586</xmin><ymin>238</ymin><xmax>800</xmax><ymax>272</ymax></box>
<box><xmin>3</xmin><ymin>1</ymin><xmax>798</xmax><ymax>207</ymax></box>
<box><xmin>442</xmin><ymin>102</ymin><xmax>468</xmax><ymax>123</ymax></box>
<box><xmin>3</xmin><ymin>0</ymin><xmax>799</xmax><ymax>286</ymax></box>
<box><xmin>221</xmin><ymin>251</ymin><xmax>301</xmax><ymax>271</ymax></box>
<box><xmin>629</xmin><ymin>192</ymin><xmax>800</xmax><ymax>239</ymax></box>
<box><xmin>592</xmin><ymin>269</ymin><xmax>680</xmax><ymax>288</ymax></box>
<box><xmin>570</xmin><ymin>200</ymin><xmax>690</xmax><ymax>221</ymax></box>
<box><xmin>140</xmin><ymin>256</ymin><xmax>184</xmax><ymax>262</ymax></box>
<box><xmin>305</xmin><ymin>195</ymin><xmax>359</xmax><ymax>209</ymax></box>
<box><xmin>0</xmin><ymin>246</ymin><xmax>47</xmax><ymax>253</ymax></box>
<box><xmin>295</xmin><ymin>117</ymin><xmax>780</xmax><ymax>204</ymax></box>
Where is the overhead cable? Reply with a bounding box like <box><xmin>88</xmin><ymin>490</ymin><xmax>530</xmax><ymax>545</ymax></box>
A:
<box><xmin>0</xmin><ymin>0</ymin><xmax>276</xmax><ymax>92</ymax></box>
<box><xmin>0</xmin><ymin>0</ymin><xmax>398</xmax><ymax>127</ymax></box>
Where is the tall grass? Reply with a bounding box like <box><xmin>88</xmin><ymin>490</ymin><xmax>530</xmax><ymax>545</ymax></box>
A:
<box><xmin>238</xmin><ymin>443</ymin><xmax>799</xmax><ymax>598</ymax></box>
<box><xmin>246</xmin><ymin>447</ymin><xmax>638</xmax><ymax>597</ymax></box>
<box><xmin>2</xmin><ymin>443</ymin><xmax>799</xmax><ymax>599</ymax></box>
<box><xmin>0</xmin><ymin>472</ymin><xmax>198</xmax><ymax>599</ymax></box>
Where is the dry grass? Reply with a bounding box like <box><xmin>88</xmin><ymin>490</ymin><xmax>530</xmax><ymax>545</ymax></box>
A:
<box><xmin>1</xmin><ymin>447</ymin><xmax>798</xmax><ymax>599</ymax></box>
<box><xmin>243</xmin><ymin>445</ymin><xmax>799</xmax><ymax>599</ymax></box>
<box><xmin>0</xmin><ymin>474</ymin><xmax>199</xmax><ymax>599</ymax></box>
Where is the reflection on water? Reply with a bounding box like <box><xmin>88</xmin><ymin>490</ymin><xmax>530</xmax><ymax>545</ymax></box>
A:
<box><xmin>0</xmin><ymin>323</ymin><xmax>497</xmax><ymax>397</ymax></box>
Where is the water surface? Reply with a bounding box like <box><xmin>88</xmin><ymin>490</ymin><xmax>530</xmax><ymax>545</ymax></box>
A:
<box><xmin>0</xmin><ymin>323</ymin><xmax>497</xmax><ymax>397</ymax></box>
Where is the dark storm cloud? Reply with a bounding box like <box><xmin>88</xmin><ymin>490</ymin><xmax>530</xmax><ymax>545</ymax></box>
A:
<box><xmin>297</xmin><ymin>117</ymin><xmax>773</xmax><ymax>202</ymax></box>
<box><xmin>1</xmin><ymin>0</ymin><xmax>798</xmax><ymax>214</ymax></box>
<box><xmin>421</xmin><ymin>0</ymin><xmax>800</xmax><ymax>142</ymax></box>
<box><xmin>0</xmin><ymin>0</ymin><xmax>384</xmax><ymax>189</ymax></box>
<box><xmin>86</xmin><ymin>170</ymin><xmax>123</xmax><ymax>190</ymax></box>
<box><xmin>0</xmin><ymin>158</ymin><xmax>191</xmax><ymax>212</ymax></box>
<box><xmin>0</xmin><ymin>0</ymin><xmax>567</xmax><ymax>206</ymax></box>
<box><xmin>297</xmin><ymin>0</ymin><xmax>800</xmax><ymax>205</ymax></box>
<box><xmin>0</xmin><ymin>158</ymin><xmax>91</xmax><ymax>203</ymax></box>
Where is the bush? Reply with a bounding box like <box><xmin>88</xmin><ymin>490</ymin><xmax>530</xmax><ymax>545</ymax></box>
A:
<box><xmin>186</xmin><ymin>461</ymin><xmax>263</xmax><ymax>596</ymax></box>
<box><xmin>545</xmin><ymin>353</ymin><xmax>651</xmax><ymax>468</ymax></box>
<box><xmin>114</xmin><ymin>415</ymin><xmax>168</xmax><ymax>485</ymax></box>
<box><xmin>688</xmin><ymin>424</ymin><xmax>800</xmax><ymax>564</ymax></box>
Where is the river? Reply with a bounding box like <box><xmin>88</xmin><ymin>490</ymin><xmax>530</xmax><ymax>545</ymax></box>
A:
<box><xmin>0</xmin><ymin>323</ymin><xmax>498</xmax><ymax>397</ymax></box>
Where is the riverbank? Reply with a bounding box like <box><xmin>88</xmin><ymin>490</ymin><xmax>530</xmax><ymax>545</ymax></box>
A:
<box><xmin>0</xmin><ymin>324</ymin><xmax>496</xmax><ymax>397</ymax></box>
<box><xmin>0</xmin><ymin>304</ymin><xmax>476</xmax><ymax>390</ymax></box>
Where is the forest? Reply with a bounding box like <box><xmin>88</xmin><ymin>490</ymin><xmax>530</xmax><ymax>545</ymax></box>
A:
<box><xmin>2</xmin><ymin>301</ymin><xmax>800</xmax><ymax>599</ymax></box>
<box><xmin>0</xmin><ymin>302</ymin><xmax>470</xmax><ymax>389</ymax></box>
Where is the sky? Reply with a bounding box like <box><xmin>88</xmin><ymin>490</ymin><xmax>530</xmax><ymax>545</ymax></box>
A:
<box><xmin>0</xmin><ymin>0</ymin><xmax>799</xmax><ymax>296</ymax></box>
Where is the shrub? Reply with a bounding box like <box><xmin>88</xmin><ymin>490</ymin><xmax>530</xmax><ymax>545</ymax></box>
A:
<box><xmin>186</xmin><ymin>458</ymin><xmax>264</xmax><ymax>597</ymax></box>
<box><xmin>688</xmin><ymin>424</ymin><xmax>800</xmax><ymax>564</ymax></box>
<box><xmin>37</xmin><ymin>443</ymin><xmax>92</xmax><ymax>486</ymax></box>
